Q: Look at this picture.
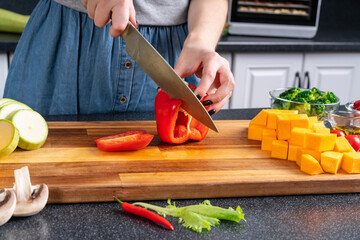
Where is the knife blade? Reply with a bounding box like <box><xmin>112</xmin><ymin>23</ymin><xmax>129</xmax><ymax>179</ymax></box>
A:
<box><xmin>121</xmin><ymin>22</ymin><xmax>218</xmax><ymax>133</ymax></box>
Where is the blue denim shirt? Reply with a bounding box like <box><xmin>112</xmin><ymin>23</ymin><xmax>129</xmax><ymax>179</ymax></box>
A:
<box><xmin>4</xmin><ymin>0</ymin><xmax>199</xmax><ymax>115</ymax></box>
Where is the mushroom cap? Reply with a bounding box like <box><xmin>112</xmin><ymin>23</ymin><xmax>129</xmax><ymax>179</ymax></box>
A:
<box><xmin>13</xmin><ymin>183</ymin><xmax>49</xmax><ymax>217</ymax></box>
<box><xmin>0</xmin><ymin>189</ymin><xmax>16</xmax><ymax>226</ymax></box>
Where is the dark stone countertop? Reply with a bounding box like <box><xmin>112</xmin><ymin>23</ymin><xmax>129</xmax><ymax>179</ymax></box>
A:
<box><xmin>1</xmin><ymin>109</ymin><xmax>360</xmax><ymax>240</ymax></box>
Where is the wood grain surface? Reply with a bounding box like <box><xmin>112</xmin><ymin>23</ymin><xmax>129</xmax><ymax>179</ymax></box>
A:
<box><xmin>1</xmin><ymin>120</ymin><xmax>360</xmax><ymax>203</ymax></box>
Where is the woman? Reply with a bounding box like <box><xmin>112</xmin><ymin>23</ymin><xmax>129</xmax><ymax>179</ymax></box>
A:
<box><xmin>4</xmin><ymin>0</ymin><xmax>235</xmax><ymax>116</ymax></box>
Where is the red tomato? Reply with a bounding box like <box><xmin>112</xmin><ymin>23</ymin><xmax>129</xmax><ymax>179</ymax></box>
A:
<box><xmin>95</xmin><ymin>130</ymin><xmax>154</xmax><ymax>151</ymax></box>
<box><xmin>330</xmin><ymin>129</ymin><xmax>346</xmax><ymax>137</ymax></box>
<box><xmin>354</xmin><ymin>100</ymin><xmax>360</xmax><ymax>111</ymax></box>
<box><xmin>345</xmin><ymin>135</ymin><xmax>360</xmax><ymax>152</ymax></box>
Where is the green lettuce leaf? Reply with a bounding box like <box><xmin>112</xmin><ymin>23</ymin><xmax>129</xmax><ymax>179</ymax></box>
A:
<box><xmin>132</xmin><ymin>199</ymin><xmax>245</xmax><ymax>233</ymax></box>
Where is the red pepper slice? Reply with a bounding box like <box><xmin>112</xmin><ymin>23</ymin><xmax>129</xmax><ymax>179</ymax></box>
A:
<box><xmin>155</xmin><ymin>87</ymin><xmax>209</xmax><ymax>144</ymax></box>
<box><xmin>95</xmin><ymin>130</ymin><xmax>154</xmax><ymax>151</ymax></box>
<box><xmin>113</xmin><ymin>196</ymin><xmax>174</xmax><ymax>231</ymax></box>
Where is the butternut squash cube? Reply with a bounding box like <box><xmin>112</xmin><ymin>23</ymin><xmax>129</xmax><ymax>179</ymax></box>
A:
<box><xmin>276</xmin><ymin>114</ymin><xmax>292</xmax><ymax>140</ymax></box>
<box><xmin>267</xmin><ymin>110</ymin><xmax>298</xmax><ymax>129</ymax></box>
<box><xmin>261</xmin><ymin>136</ymin><xmax>277</xmax><ymax>151</ymax></box>
<box><xmin>308</xmin><ymin>116</ymin><xmax>319</xmax><ymax>129</ymax></box>
<box><xmin>291</xmin><ymin>114</ymin><xmax>310</xmax><ymax>129</ymax></box>
<box><xmin>248</xmin><ymin>124</ymin><xmax>266</xmax><ymax>141</ymax></box>
<box><xmin>304</xmin><ymin>132</ymin><xmax>336</xmax><ymax>152</ymax></box>
<box><xmin>311</xmin><ymin>122</ymin><xmax>325</xmax><ymax>130</ymax></box>
<box><xmin>288</xmin><ymin>144</ymin><xmax>301</xmax><ymax>162</ymax></box>
<box><xmin>334</xmin><ymin>136</ymin><xmax>355</xmax><ymax>152</ymax></box>
<box><xmin>249</xmin><ymin>109</ymin><xmax>269</xmax><ymax>126</ymax></box>
<box><xmin>289</xmin><ymin>127</ymin><xmax>313</xmax><ymax>146</ymax></box>
<box><xmin>271</xmin><ymin>140</ymin><xmax>288</xmax><ymax>160</ymax></box>
<box><xmin>262</xmin><ymin>128</ymin><xmax>277</xmax><ymax>138</ymax></box>
<box><xmin>301</xmin><ymin>154</ymin><xmax>324</xmax><ymax>175</ymax></box>
<box><xmin>314</xmin><ymin>127</ymin><xmax>330</xmax><ymax>134</ymax></box>
<box><xmin>341</xmin><ymin>152</ymin><xmax>360</xmax><ymax>174</ymax></box>
<box><xmin>320</xmin><ymin>151</ymin><xmax>343</xmax><ymax>174</ymax></box>
<box><xmin>296</xmin><ymin>148</ymin><xmax>322</xmax><ymax>166</ymax></box>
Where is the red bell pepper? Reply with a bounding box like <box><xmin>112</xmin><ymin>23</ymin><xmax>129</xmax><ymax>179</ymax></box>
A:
<box><xmin>155</xmin><ymin>85</ymin><xmax>209</xmax><ymax>144</ymax></box>
<box><xmin>95</xmin><ymin>130</ymin><xmax>154</xmax><ymax>151</ymax></box>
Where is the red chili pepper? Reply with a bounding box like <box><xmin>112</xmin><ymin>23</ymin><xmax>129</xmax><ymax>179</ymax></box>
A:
<box><xmin>155</xmin><ymin>85</ymin><xmax>209</xmax><ymax>144</ymax></box>
<box><xmin>113</xmin><ymin>196</ymin><xmax>174</xmax><ymax>231</ymax></box>
<box><xmin>95</xmin><ymin>130</ymin><xmax>154</xmax><ymax>151</ymax></box>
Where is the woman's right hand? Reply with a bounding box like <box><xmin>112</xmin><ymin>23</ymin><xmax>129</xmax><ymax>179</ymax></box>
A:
<box><xmin>81</xmin><ymin>0</ymin><xmax>137</xmax><ymax>37</ymax></box>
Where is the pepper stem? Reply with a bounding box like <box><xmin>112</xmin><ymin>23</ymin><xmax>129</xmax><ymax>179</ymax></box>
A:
<box><xmin>113</xmin><ymin>196</ymin><xmax>124</xmax><ymax>205</ymax></box>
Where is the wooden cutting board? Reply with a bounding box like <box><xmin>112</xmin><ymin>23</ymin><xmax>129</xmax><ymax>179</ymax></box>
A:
<box><xmin>1</xmin><ymin>120</ymin><xmax>360</xmax><ymax>204</ymax></box>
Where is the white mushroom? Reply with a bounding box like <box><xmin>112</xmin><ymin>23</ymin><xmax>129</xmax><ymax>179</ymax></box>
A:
<box><xmin>12</xmin><ymin>166</ymin><xmax>49</xmax><ymax>217</ymax></box>
<box><xmin>0</xmin><ymin>189</ymin><xmax>16</xmax><ymax>226</ymax></box>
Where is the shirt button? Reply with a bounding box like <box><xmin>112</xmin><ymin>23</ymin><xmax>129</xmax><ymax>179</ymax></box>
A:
<box><xmin>124</xmin><ymin>61</ymin><xmax>132</xmax><ymax>69</ymax></box>
<box><xmin>119</xmin><ymin>96</ymin><xmax>127</xmax><ymax>103</ymax></box>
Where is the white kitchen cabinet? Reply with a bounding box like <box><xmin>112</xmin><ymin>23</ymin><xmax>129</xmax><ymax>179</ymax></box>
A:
<box><xmin>231</xmin><ymin>53</ymin><xmax>303</xmax><ymax>108</ymax></box>
<box><xmin>303</xmin><ymin>53</ymin><xmax>360</xmax><ymax>104</ymax></box>
<box><xmin>231</xmin><ymin>52</ymin><xmax>360</xmax><ymax>108</ymax></box>
<box><xmin>0</xmin><ymin>53</ymin><xmax>9</xmax><ymax>98</ymax></box>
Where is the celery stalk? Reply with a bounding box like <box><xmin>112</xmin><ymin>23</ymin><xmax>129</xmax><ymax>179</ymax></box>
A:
<box><xmin>133</xmin><ymin>199</ymin><xmax>246</xmax><ymax>232</ymax></box>
<box><xmin>0</xmin><ymin>9</ymin><xmax>30</xmax><ymax>34</ymax></box>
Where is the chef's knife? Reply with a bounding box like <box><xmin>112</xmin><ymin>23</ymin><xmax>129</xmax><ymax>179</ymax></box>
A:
<box><xmin>121</xmin><ymin>22</ymin><xmax>218</xmax><ymax>133</ymax></box>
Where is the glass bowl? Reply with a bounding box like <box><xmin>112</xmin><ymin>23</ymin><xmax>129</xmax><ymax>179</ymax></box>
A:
<box><xmin>345</xmin><ymin>100</ymin><xmax>360</xmax><ymax>116</ymax></box>
<box><xmin>269</xmin><ymin>88</ymin><xmax>340</xmax><ymax>118</ymax></box>
<box><xmin>327</xmin><ymin>111</ymin><xmax>360</xmax><ymax>135</ymax></box>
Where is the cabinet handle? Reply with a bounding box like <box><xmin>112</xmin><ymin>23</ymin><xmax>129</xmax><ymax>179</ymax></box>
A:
<box><xmin>304</xmin><ymin>71</ymin><xmax>310</xmax><ymax>89</ymax></box>
<box><xmin>294</xmin><ymin>72</ymin><xmax>301</xmax><ymax>88</ymax></box>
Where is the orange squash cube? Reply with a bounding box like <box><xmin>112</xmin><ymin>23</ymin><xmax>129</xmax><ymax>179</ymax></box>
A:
<box><xmin>296</xmin><ymin>148</ymin><xmax>322</xmax><ymax>166</ymax></box>
<box><xmin>311</xmin><ymin>122</ymin><xmax>325</xmax><ymax>130</ymax></box>
<box><xmin>249</xmin><ymin>109</ymin><xmax>269</xmax><ymax>126</ymax></box>
<box><xmin>301</xmin><ymin>154</ymin><xmax>324</xmax><ymax>175</ymax></box>
<box><xmin>248</xmin><ymin>124</ymin><xmax>266</xmax><ymax>141</ymax></box>
<box><xmin>304</xmin><ymin>132</ymin><xmax>336</xmax><ymax>152</ymax></box>
<box><xmin>288</xmin><ymin>144</ymin><xmax>301</xmax><ymax>162</ymax></box>
<box><xmin>291</xmin><ymin>114</ymin><xmax>310</xmax><ymax>129</ymax></box>
<box><xmin>314</xmin><ymin>127</ymin><xmax>330</xmax><ymax>134</ymax></box>
<box><xmin>341</xmin><ymin>152</ymin><xmax>360</xmax><ymax>173</ymax></box>
<box><xmin>271</xmin><ymin>140</ymin><xmax>288</xmax><ymax>160</ymax></box>
<box><xmin>276</xmin><ymin>114</ymin><xmax>292</xmax><ymax>140</ymax></box>
<box><xmin>320</xmin><ymin>151</ymin><xmax>343</xmax><ymax>174</ymax></box>
<box><xmin>262</xmin><ymin>128</ymin><xmax>277</xmax><ymax>138</ymax></box>
<box><xmin>289</xmin><ymin>127</ymin><xmax>313</xmax><ymax>146</ymax></box>
<box><xmin>267</xmin><ymin>110</ymin><xmax>298</xmax><ymax>129</ymax></box>
<box><xmin>308</xmin><ymin>116</ymin><xmax>318</xmax><ymax>129</ymax></box>
<box><xmin>334</xmin><ymin>136</ymin><xmax>355</xmax><ymax>152</ymax></box>
<box><xmin>261</xmin><ymin>136</ymin><xmax>276</xmax><ymax>151</ymax></box>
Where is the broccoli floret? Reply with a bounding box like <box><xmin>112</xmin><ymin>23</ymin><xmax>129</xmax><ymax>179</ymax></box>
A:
<box><xmin>323</xmin><ymin>91</ymin><xmax>338</xmax><ymax>103</ymax></box>
<box><xmin>295</xmin><ymin>90</ymin><xmax>315</xmax><ymax>102</ymax></box>
<box><xmin>279</xmin><ymin>87</ymin><xmax>302</xmax><ymax>99</ymax></box>
<box><xmin>290</xmin><ymin>97</ymin><xmax>311</xmax><ymax>115</ymax></box>
<box><xmin>273</xmin><ymin>95</ymin><xmax>292</xmax><ymax>110</ymax></box>
<box><xmin>309</xmin><ymin>99</ymin><xmax>327</xmax><ymax>116</ymax></box>
<box><xmin>311</xmin><ymin>87</ymin><xmax>323</xmax><ymax>99</ymax></box>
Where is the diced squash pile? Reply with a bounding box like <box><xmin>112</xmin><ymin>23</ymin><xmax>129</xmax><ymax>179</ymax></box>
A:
<box><xmin>248</xmin><ymin>109</ymin><xmax>360</xmax><ymax>175</ymax></box>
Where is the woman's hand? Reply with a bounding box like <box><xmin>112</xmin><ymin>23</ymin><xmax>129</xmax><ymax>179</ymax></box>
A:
<box><xmin>174</xmin><ymin>37</ymin><xmax>235</xmax><ymax>115</ymax></box>
<box><xmin>81</xmin><ymin>0</ymin><xmax>136</xmax><ymax>37</ymax></box>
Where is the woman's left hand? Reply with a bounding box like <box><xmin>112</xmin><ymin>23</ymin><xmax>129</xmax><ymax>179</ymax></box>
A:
<box><xmin>174</xmin><ymin>38</ymin><xmax>235</xmax><ymax>115</ymax></box>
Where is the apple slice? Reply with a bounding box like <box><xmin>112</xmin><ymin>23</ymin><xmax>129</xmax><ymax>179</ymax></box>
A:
<box><xmin>0</xmin><ymin>119</ymin><xmax>19</xmax><ymax>157</ymax></box>
<box><xmin>0</xmin><ymin>101</ymin><xmax>31</xmax><ymax>120</ymax></box>
<box><xmin>10</xmin><ymin>109</ymin><xmax>48</xmax><ymax>150</ymax></box>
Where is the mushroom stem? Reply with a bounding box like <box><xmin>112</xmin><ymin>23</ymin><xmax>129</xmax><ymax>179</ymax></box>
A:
<box><xmin>12</xmin><ymin>166</ymin><xmax>48</xmax><ymax>217</ymax></box>
<box><xmin>0</xmin><ymin>189</ymin><xmax>16</xmax><ymax>226</ymax></box>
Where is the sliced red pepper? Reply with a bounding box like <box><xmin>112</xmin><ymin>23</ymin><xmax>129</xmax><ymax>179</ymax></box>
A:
<box><xmin>95</xmin><ymin>130</ymin><xmax>154</xmax><ymax>151</ymax></box>
<box><xmin>113</xmin><ymin>196</ymin><xmax>174</xmax><ymax>231</ymax></box>
<box><xmin>155</xmin><ymin>86</ymin><xmax>209</xmax><ymax>144</ymax></box>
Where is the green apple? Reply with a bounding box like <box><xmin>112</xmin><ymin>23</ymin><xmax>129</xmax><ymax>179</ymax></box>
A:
<box><xmin>0</xmin><ymin>119</ymin><xmax>19</xmax><ymax>158</ymax></box>
<box><xmin>10</xmin><ymin>109</ymin><xmax>48</xmax><ymax>150</ymax></box>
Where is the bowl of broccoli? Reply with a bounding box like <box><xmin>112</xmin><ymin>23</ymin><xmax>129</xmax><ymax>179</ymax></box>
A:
<box><xmin>269</xmin><ymin>87</ymin><xmax>340</xmax><ymax>118</ymax></box>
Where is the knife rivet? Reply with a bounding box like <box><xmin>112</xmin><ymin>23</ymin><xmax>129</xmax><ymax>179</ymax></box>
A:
<box><xmin>124</xmin><ymin>61</ymin><xmax>132</xmax><ymax>69</ymax></box>
<box><xmin>119</xmin><ymin>96</ymin><xmax>127</xmax><ymax>103</ymax></box>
